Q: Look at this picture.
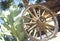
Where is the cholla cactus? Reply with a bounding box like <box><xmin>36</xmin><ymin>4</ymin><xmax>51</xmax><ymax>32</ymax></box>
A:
<box><xmin>0</xmin><ymin>6</ymin><xmax>27</xmax><ymax>41</ymax></box>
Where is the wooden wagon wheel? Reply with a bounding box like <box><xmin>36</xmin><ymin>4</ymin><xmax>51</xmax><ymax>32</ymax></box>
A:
<box><xmin>21</xmin><ymin>4</ymin><xmax>58</xmax><ymax>41</ymax></box>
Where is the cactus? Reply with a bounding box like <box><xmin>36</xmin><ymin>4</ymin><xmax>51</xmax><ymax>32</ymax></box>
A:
<box><xmin>0</xmin><ymin>6</ymin><xmax>27</xmax><ymax>41</ymax></box>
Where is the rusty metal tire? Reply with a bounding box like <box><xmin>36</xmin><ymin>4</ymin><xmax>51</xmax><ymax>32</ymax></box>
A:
<box><xmin>21</xmin><ymin>4</ymin><xmax>59</xmax><ymax>41</ymax></box>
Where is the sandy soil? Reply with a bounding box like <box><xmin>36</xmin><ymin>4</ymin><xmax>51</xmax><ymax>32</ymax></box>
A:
<box><xmin>49</xmin><ymin>32</ymin><xmax>60</xmax><ymax>41</ymax></box>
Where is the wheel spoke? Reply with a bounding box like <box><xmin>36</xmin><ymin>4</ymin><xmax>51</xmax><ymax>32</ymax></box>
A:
<box><xmin>46</xmin><ymin>27</ymin><xmax>53</xmax><ymax>34</ymax></box>
<box><xmin>42</xmin><ymin>25</ymin><xmax>48</xmax><ymax>38</ymax></box>
<box><xmin>39</xmin><ymin>30</ymin><xmax>42</xmax><ymax>39</ymax></box>
<box><xmin>27</xmin><ymin>9</ymin><xmax>36</xmax><ymax>19</ymax></box>
<box><xmin>38</xmin><ymin>8</ymin><xmax>41</xmax><ymax>17</ymax></box>
<box><xmin>46</xmin><ymin>18</ymin><xmax>53</xmax><ymax>22</ymax></box>
<box><xmin>33</xmin><ymin>28</ymin><xmax>37</xmax><ymax>37</ymax></box>
<box><xmin>45</xmin><ymin>24</ymin><xmax>55</xmax><ymax>29</ymax></box>
<box><xmin>42</xmin><ymin>10</ymin><xmax>45</xmax><ymax>16</ymax></box>
<box><xmin>24</xmin><ymin>22</ymin><xmax>36</xmax><ymax>25</ymax></box>
<box><xmin>28</xmin><ymin>24</ymin><xmax>37</xmax><ymax>32</ymax></box>
<box><xmin>37</xmin><ymin>26</ymin><xmax>42</xmax><ymax>39</ymax></box>
<box><xmin>42</xmin><ymin>10</ymin><xmax>52</xmax><ymax>19</ymax></box>
<box><xmin>33</xmin><ymin>8</ymin><xmax>38</xmax><ymax>17</ymax></box>
<box><xmin>29</xmin><ymin>30</ymin><xmax>33</xmax><ymax>35</ymax></box>
<box><xmin>43</xmin><ymin>29</ymin><xmax>48</xmax><ymax>38</ymax></box>
<box><xmin>45</xmin><ymin>14</ymin><xmax>52</xmax><ymax>19</ymax></box>
<box><xmin>23</xmin><ymin>16</ymin><xmax>35</xmax><ymax>21</ymax></box>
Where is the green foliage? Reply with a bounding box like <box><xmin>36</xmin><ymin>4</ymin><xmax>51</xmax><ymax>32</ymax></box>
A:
<box><xmin>0</xmin><ymin>7</ymin><xmax>27</xmax><ymax>41</ymax></box>
<box><xmin>4</xmin><ymin>35</ymin><xmax>17</xmax><ymax>41</ymax></box>
<box><xmin>10</xmin><ymin>8</ymin><xmax>20</xmax><ymax>18</ymax></box>
<box><xmin>1</xmin><ymin>0</ymin><xmax>12</xmax><ymax>10</ymax></box>
<box><xmin>0</xmin><ymin>33</ymin><xmax>2</xmax><ymax>40</ymax></box>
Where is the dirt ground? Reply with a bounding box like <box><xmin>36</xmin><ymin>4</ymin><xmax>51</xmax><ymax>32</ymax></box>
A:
<box><xmin>49</xmin><ymin>32</ymin><xmax>60</xmax><ymax>41</ymax></box>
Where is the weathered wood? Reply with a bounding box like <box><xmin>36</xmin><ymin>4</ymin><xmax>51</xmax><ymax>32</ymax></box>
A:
<box><xmin>23</xmin><ymin>0</ymin><xmax>28</xmax><ymax>7</ymax></box>
<box><xmin>23</xmin><ymin>0</ymin><xmax>60</xmax><ymax>12</ymax></box>
<box><xmin>40</xmin><ymin>1</ymin><xmax>60</xmax><ymax>12</ymax></box>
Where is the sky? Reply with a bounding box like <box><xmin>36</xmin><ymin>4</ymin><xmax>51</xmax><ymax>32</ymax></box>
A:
<box><xmin>13</xmin><ymin>0</ymin><xmax>37</xmax><ymax>6</ymax></box>
<box><xmin>0</xmin><ymin>18</ymin><xmax>4</xmax><ymax>25</ymax></box>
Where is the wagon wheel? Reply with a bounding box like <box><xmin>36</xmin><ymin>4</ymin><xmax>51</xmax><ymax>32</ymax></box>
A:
<box><xmin>21</xmin><ymin>4</ymin><xmax>58</xmax><ymax>41</ymax></box>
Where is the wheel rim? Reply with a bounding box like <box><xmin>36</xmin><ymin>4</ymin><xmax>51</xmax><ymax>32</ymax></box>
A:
<box><xmin>21</xmin><ymin>5</ymin><xmax>58</xmax><ymax>40</ymax></box>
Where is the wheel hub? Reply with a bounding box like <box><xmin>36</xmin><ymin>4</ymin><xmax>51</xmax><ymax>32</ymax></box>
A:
<box><xmin>36</xmin><ymin>16</ymin><xmax>46</xmax><ymax>27</ymax></box>
<box><xmin>40</xmin><ymin>16</ymin><xmax>46</xmax><ymax>22</ymax></box>
<box><xmin>36</xmin><ymin>16</ymin><xmax>46</xmax><ymax>32</ymax></box>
